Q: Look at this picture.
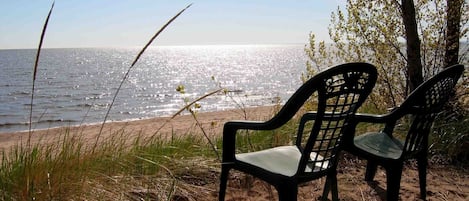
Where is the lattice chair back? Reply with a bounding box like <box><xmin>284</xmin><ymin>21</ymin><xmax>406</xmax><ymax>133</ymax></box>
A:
<box><xmin>396</xmin><ymin>64</ymin><xmax>464</xmax><ymax>156</ymax></box>
<box><xmin>295</xmin><ymin>67</ymin><xmax>378</xmax><ymax>176</ymax></box>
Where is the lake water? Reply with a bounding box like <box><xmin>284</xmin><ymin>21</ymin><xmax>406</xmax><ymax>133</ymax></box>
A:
<box><xmin>0</xmin><ymin>45</ymin><xmax>309</xmax><ymax>133</ymax></box>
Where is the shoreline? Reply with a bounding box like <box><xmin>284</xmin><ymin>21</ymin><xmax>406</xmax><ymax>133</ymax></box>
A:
<box><xmin>0</xmin><ymin>106</ymin><xmax>278</xmax><ymax>151</ymax></box>
<box><xmin>0</xmin><ymin>104</ymin><xmax>279</xmax><ymax>134</ymax></box>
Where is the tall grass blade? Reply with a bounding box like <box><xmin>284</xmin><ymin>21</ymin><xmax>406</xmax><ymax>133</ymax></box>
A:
<box><xmin>93</xmin><ymin>4</ymin><xmax>193</xmax><ymax>152</ymax></box>
<box><xmin>147</xmin><ymin>88</ymin><xmax>223</xmax><ymax>160</ymax></box>
<box><xmin>188</xmin><ymin>110</ymin><xmax>220</xmax><ymax>160</ymax></box>
<box><xmin>131</xmin><ymin>3</ymin><xmax>193</xmax><ymax>67</ymax></box>
<box><xmin>150</xmin><ymin>88</ymin><xmax>223</xmax><ymax>139</ymax></box>
<box><xmin>29</xmin><ymin>1</ymin><xmax>55</xmax><ymax>144</ymax></box>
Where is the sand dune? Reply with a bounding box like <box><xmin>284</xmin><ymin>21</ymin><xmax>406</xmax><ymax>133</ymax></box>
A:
<box><xmin>0</xmin><ymin>106</ymin><xmax>467</xmax><ymax>200</ymax></box>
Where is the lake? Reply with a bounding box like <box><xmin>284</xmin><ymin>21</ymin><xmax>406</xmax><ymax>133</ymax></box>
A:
<box><xmin>0</xmin><ymin>45</ymin><xmax>309</xmax><ymax>133</ymax></box>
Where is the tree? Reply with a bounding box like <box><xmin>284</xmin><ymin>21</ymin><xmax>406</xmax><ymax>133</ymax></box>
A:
<box><xmin>402</xmin><ymin>0</ymin><xmax>423</xmax><ymax>92</ymax></box>
<box><xmin>445</xmin><ymin>0</ymin><xmax>465</xmax><ymax>67</ymax></box>
<box><xmin>305</xmin><ymin>0</ymin><xmax>468</xmax><ymax>110</ymax></box>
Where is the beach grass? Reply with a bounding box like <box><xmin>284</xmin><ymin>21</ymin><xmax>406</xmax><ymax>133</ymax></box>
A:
<box><xmin>0</xmin><ymin>112</ymin><xmax>294</xmax><ymax>200</ymax></box>
<box><xmin>0</xmin><ymin>128</ymin><xmax>189</xmax><ymax>199</ymax></box>
<box><xmin>1</xmin><ymin>103</ymin><xmax>466</xmax><ymax>200</ymax></box>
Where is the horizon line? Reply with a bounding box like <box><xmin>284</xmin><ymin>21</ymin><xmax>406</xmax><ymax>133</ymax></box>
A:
<box><xmin>0</xmin><ymin>43</ymin><xmax>310</xmax><ymax>50</ymax></box>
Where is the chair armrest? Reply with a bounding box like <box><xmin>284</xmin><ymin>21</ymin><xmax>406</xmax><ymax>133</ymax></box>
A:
<box><xmin>344</xmin><ymin>109</ymin><xmax>404</xmax><ymax>146</ymax></box>
<box><xmin>353</xmin><ymin>113</ymin><xmax>389</xmax><ymax>123</ymax></box>
<box><xmin>221</xmin><ymin>120</ymin><xmax>271</xmax><ymax>163</ymax></box>
<box><xmin>223</xmin><ymin>120</ymin><xmax>270</xmax><ymax>131</ymax></box>
<box><xmin>353</xmin><ymin>104</ymin><xmax>404</xmax><ymax>124</ymax></box>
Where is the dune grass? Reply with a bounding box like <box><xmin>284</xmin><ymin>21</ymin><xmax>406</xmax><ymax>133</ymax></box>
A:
<box><xmin>4</xmin><ymin>101</ymin><xmax>462</xmax><ymax>200</ymax></box>
<box><xmin>0</xmin><ymin>111</ymin><xmax>298</xmax><ymax>200</ymax></box>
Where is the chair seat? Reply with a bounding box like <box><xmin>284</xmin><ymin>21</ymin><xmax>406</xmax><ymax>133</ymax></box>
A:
<box><xmin>354</xmin><ymin>132</ymin><xmax>404</xmax><ymax>160</ymax></box>
<box><xmin>236</xmin><ymin>146</ymin><xmax>328</xmax><ymax>177</ymax></box>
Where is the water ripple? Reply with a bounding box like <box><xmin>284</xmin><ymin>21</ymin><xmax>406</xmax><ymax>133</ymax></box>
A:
<box><xmin>0</xmin><ymin>45</ymin><xmax>307</xmax><ymax>132</ymax></box>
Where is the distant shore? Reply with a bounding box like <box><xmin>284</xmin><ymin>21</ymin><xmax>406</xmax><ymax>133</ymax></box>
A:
<box><xmin>0</xmin><ymin>106</ymin><xmax>277</xmax><ymax>151</ymax></box>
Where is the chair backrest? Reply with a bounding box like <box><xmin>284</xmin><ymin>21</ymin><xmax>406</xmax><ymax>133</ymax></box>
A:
<box><xmin>394</xmin><ymin>64</ymin><xmax>464</xmax><ymax>156</ymax></box>
<box><xmin>269</xmin><ymin>63</ymin><xmax>377</xmax><ymax>176</ymax></box>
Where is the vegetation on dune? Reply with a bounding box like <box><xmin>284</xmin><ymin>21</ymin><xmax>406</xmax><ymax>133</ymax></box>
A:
<box><xmin>0</xmin><ymin>128</ymin><xmax>221</xmax><ymax>200</ymax></box>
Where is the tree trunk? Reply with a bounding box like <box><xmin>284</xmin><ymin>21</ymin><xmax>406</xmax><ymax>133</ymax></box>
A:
<box><xmin>401</xmin><ymin>0</ymin><xmax>423</xmax><ymax>93</ymax></box>
<box><xmin>445</xmin><ymin>0</ymin><xmax>463</xmax><ymax>67</ymax></box>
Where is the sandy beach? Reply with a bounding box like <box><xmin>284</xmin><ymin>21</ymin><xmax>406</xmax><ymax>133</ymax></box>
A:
<box><xmin>0</xmin><ymin>106</ymin><xmax>278</xmax><ymax>151</ymax></box>
<box><xmin>0</xmin><ymin>106</ymin><xmax>467</xmax><ymax>200</ymax></box>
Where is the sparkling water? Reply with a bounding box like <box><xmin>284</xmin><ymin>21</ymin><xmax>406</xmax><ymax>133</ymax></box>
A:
<box><xmin>0</xmin><ymin>45</ymin><xmax>308</xmax><ymax>132</ymax></box>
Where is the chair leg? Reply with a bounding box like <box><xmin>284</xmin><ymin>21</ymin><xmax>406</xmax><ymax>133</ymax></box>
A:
<box><xmin>218</xmin><ymin>166</ymin><xmax>230</xmax><ymax>201</ymax></box>
<box><xmin>321</xmin><ymin>177</ymin><xmax>331</xmax><ymax>201</ymax></box>
<box><xmin>277</xmin><ymin>181</ymin><xmax>298</xmax><ymax>201</ymax></box>
<box><xmin>365</xmin><ymin>160</ymin><xmax>378</xmax><ymax>181</ymax></box>
<box><xmin>417</xmin><ymin>154</ymin><xmax>428</xmax><ymax>200</ymax></box>
<box><xmin>322</xmin><ymin>173</ymin><xmax>339</xmax><ymax>201</ymax></box>
<box><xmin>385</xmin><ymin>163</ymin><xmax>403</xmax><ymax>201</ymax></box>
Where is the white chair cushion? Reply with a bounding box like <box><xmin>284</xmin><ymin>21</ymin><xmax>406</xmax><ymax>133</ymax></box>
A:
<box><xmin>236</xmin><ymin>145</ymin><xmax>329</xmax><ymax>177</ymax></box>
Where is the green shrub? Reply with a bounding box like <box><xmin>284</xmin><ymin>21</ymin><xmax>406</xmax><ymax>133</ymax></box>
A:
<box><xmin>430</xmin><ymin>104</ymin><xmax>469</xmax><ymax>164</ymax></box>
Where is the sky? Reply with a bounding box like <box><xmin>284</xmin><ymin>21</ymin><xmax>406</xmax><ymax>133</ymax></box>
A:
<box><xmin>0</xmin><ymin>0</ymin><xmax>346</xmax><ymax>49</ymax></box>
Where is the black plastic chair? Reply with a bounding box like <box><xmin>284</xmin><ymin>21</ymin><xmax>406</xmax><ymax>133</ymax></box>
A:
<box><xmin>343</xmin><ymin>64</ymin><xmax>464</xmax><ymax>201</ymax></box>
<box><xmin>218</xmin><ymin>63</ymin><xmax>378</xmax><ymax>201</ymax></box>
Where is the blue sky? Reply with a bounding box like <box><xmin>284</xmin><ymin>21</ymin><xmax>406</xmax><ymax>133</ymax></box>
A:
<box><xmin>0</xmin><ymin>0</ymin><xmax>345</xmax><ymax>49</ymax></box>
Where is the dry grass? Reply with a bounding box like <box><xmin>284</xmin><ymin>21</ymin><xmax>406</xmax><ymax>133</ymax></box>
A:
<box><xmin>1</xmin><ymin>107</ymin><xmax>468</xmax><ymax>200</ymax></box>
